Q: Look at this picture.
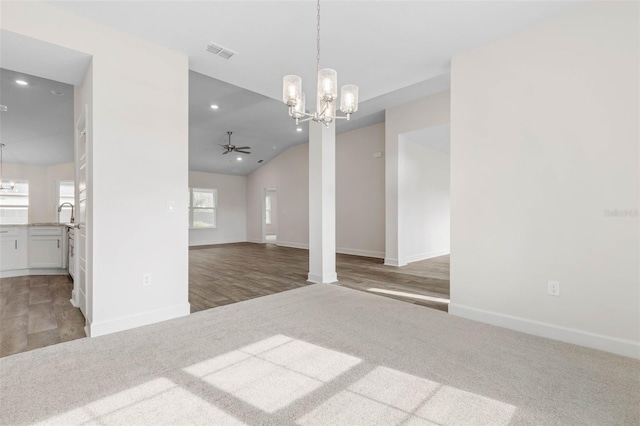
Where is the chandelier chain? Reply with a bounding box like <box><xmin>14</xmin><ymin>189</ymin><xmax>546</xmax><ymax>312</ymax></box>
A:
<box><xmin>316</xmin><ymin>0</ymin><xmax>321</xmax><ymax>73</ymax></box>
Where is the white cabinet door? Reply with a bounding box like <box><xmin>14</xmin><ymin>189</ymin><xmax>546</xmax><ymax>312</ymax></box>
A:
<box><xmin>1</xmin><ymin>238</ymin><xmax>21</xmax><ymax>270</ymax></box>
<box><xmin>0</xmin><ymin>228</ymin><xmax>28</xmax><ymax>271</ymax></box>
<box><xmin>29</xmin><ymin>236</ymin><xmax>63</xmax><ymax>268</ymax></box>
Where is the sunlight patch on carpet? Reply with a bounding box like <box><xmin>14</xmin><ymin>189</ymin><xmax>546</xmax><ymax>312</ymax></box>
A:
<box><xmin>298</xmin><ymin>365</ymin><xmax>515</xmax><ymax>426</ymax></box>
<box><xmin>35</xmin><ymin>378</ymin><xmax>246</xmax><ymax>426</ymax></box>
<box><xmin>183</xmin><ymin>335</ymin><xmax>362</xmax><ymax>413</ymax></box>
<box><xmin>366</xmin><ymin>288</ymin><xmax>450</xmax><ymax>304</ymax></box>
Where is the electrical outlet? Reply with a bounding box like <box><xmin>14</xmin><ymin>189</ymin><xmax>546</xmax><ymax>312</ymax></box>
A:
<box><xmin>143</xmin><ymin>273</ymin><xmax>152</xmax><ymax>287</ymax></box>
<box><xmin>548</xmin><ymin>280</ymin><xmax>560</xmax><ymax>296</ymax></box>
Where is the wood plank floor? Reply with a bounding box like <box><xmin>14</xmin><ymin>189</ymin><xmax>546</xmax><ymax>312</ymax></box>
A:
<box><xmin>189</xmin><ymin>243</ymin><xmax>450</xmax><ymax>313</ymax></box>
<box><xmin>1</xmin><ymin>244</ymin><xmax>448</xmax><ymax>357</ymax></box>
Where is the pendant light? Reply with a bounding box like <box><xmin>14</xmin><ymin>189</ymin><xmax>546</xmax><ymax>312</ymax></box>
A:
<box><xmin>282</xmin><ymin>0</ymin><xmax>359</xmax><ymax>127</ymax></box>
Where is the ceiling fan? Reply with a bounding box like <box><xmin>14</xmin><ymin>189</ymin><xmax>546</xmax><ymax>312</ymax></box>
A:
<box><xmin>220</xmin><ymin>131</ymin><xmax>251</xmax><ymax>155</ymax></box>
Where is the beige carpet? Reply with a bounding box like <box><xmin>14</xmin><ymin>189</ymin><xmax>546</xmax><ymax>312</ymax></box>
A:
<box><xmin>1</xmin><ymin>284</ymin><xmax>638</xmax><ymax>425</ymax></box>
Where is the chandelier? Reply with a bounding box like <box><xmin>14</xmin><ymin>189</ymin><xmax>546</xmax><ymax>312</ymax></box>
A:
<box><xmin>0</xmin><ymin>143</ymin><xmax>15</xmax><ymax>191</ymax></box>
<box><xmin>282</xmin><ymin>0</ymin><xmax>359</xmax><ymax>127</ymax></box>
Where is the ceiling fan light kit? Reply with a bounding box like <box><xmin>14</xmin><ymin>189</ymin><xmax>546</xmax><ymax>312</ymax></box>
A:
<box><xmin>282</xmin><ymin>0</ymin><xmax>359</xmax><ymax>127</ymax></box>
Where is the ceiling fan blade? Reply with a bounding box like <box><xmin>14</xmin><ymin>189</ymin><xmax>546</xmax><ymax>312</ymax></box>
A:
<box><xmin>222</xmin><ymin>151</ymin><xmax>229</xmax><ymax>155</ymax></box>
<box><xmin>234</xmin><ymin>146</ymin><xmax>251</xmax><ymax>150</ymax></box>
<box><xmin>235</xmin><ymin>150</ymin><xmax>251</xmax><ymax>154</ymax></box>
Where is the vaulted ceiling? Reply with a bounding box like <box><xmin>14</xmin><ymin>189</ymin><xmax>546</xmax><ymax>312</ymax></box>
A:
<box><xmin>2</xmin><ymin>1</ymin><xmax>591</xmax><ymax>174</ymax></box>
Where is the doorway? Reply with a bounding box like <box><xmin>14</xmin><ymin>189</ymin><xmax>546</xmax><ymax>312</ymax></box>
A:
<box><xmin>264</xmin><ymin>188</ymin><xmax>277</xmax><ymax>244</ymax></box>
<box><xmin>0</xmin><ymin>32</ymin><xmax>92</xmax><ymax>356</ymax></box>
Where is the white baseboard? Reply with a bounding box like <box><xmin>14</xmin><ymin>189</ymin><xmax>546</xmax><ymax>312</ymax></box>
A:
<box><xmin>449</xmin><ymin>303</ymin><xmax>640</xmax><ymax>360</ymax></box>
<box><xmin>276</xmin><ymin>241</ymin><xmax>309</xmax><ymax>250</ymax></box>
<box><xmin>337</xmin><ymin>247</ymin><xmax>385</xmax><ymax>259</ymax></box>
<box><xmin>189</xmin><ymin>239</ymin><xmax>246</xmax><ymax>247</ymax></box>
<box><xmin>399</xmin><ymin>250</ymin><xmax>449</xmax><ymax>266</ymax></box>
<box><xmin>1</xmin><ymin>268</ymin><xmax>68</xmax><ymax>278</ymax></box>
<box><xmin>247</xmin><ymin>238</ymin><xmax>263</xmax><ymax>244</ymax></box>
<box><xmin>87</xmin><ymin>303</ymin><xmax>191</xmax><ymax>338</ymax></box>
<box><xmin>307</xmin><ymin>272</ymin><xmax>338</xmax><ymax>284</ymax></box>
<box><xmin>384</xmin><ymin>258</ymin><xmax>403</xmax><ymax>267</ymax></box>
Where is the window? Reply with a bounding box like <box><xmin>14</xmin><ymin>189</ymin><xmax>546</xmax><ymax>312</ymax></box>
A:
<box><xmin>189</xmin><ymin>188</ymin><xmax>217</xmax><ymax>228</ymax></box>
<box><xmin>0</xmin><ymin>180</ymin><xmax>29</xmax><ymax>225</ymax></box>
<box><xmin>58</xmin><ymin>181</ymin><xmax>75</xmax><ymax>223</ymax></box>
<box><xmin>265</xmin><ymin>195</ymin><xmax>272</xmax><ymax>225</ymax></box>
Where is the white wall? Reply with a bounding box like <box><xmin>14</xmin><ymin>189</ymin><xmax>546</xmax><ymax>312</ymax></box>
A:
<box><xmin>246</xmin><ymin>123</ymin><xmax>385</xmax><ymax>258</ymax></box>
<box><xmin>450</xmin><ymin>1</ymin><xmax>639</xmax><ymax>358</ymax></box>
<box><xmin>399</xmin><ymin>140</ymin><xmax>450</xmax><ymax>264</ymax></box>
<box><xmin>385</xmin><ymin>91</ymin><xmax>450</xmax><ymax>266</ymax></box>
<box><xmin>336</xmin><ymin>123</ymin><xmax>385</xmax><ymax>258</ymax></box>
<box><xmin>2</xmin><ymin>2</ymin><xmax>190</xmax><ymax>336</ymax></box>
<box><xmin>2</xmin><ymin>162</ymin><xmax>74</xmax><ymax>224</ymax></box>
<box><xmin>189</xmin><ymin>171</ymin><xmax>246</xmax><ymax>246</ymax></box>
<box><xmin>246</xmin><ymin>143</ymin><xmax>309</xmax><ymax>247</ymax></box>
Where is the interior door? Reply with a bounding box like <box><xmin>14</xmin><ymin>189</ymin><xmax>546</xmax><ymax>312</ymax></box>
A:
<box><xmin>75</xmin><ymin>108</ymin><xmax>88</xmax><ymax>320</ymax></box>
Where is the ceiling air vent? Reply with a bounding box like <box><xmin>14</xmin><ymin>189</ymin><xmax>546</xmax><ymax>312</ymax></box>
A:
<box><xmin>0</xmin><ymin>105</ymin><xmax>7</xmax><ymax>112</ymax></box>
<box><xmin>207</xmin><ymin>42</ymin><xmax>236</xmax><ymax>60</ymax></box>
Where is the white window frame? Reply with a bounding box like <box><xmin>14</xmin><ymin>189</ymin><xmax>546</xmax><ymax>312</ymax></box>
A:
<box><xmin>265</xmin><ymin>195</ymin><xmax>272</xmax><ymax>225</ymax></box>
<box><xmin>0</xmin><ymin>179</ymin><xmax>29</xmax><ymax>225</ymax></box>
<box><xmin>189</xmin><ymin>187</ymin><xmax>217</xmax><ymax>229</ymax></box>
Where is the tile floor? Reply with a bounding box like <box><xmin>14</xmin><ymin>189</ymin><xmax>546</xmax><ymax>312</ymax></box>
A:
<box><xmin>0</xmin><ymin>274</ymin><xmax>86</xmax><ymax>358</ymax></box>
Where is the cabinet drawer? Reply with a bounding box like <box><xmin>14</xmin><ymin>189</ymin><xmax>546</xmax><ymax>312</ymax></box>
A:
<box><xmin>30</xmin><ymin>227</ymin><xmax>63</xmax><ymax>236</ymax></box>
<box><xmin>0</xmin><ymin>228</ymin><xmax>20</xmax><ymax>237</ymax></box>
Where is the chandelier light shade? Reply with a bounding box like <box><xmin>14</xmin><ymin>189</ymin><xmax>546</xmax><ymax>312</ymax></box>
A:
<box><xmin>292</xmin><ymin>92</ymin><xmax>306</xmax><ymax>119</ymax></box>
<box><xmin>283</xmin><ymin>75</ymin><xmax>301</xmax><ymax>106</ymax></box>
<box><xmin>317</xmin><ymin>68</ymin><xmax>337</xmax><ymax>102</ymax></box>
<box><xmin>340</xmin><ymin>85</ymin><xmax>359</xmax><ymax>114</ymax></box>
<box><xmin>282</xmin><ymin>0</ymin><xmax>359</xmax><ymax>126</ymax></box>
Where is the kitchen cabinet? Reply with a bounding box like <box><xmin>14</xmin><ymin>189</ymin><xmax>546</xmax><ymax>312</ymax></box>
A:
<box><xmin>0</xmin><ymin>227</ymin><xmax>28</xmax><ymax>271</ymax></box>
<box><xmin>29</xmin><ymin>227</ymin><xmax>65</xmax><ymax>269</ymax></box>
<box><xmin>1</xmin><ymin>225</ymin><xmax>69</xmax><ymax>276</ymax></box>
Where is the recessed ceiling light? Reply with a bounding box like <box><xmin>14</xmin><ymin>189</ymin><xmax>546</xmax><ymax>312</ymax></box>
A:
<box><xmin>296</xmin><ymin>127</ymin><xmax>302</xmax><ymax>132</ymax></box>
<box><xmin>210</xmin><ymin>104</ymin><xmax>219</xmax><ymax>110</ymax></box>
<box><xmin>15</xmin><ymin>80</ymin><xmax>28</xmax><ymax>86</ymax></box>
<box><xmin>50</xmin><ymin>91</ymin><xmax>64</xmax><ymax>96</ymax></box>
<box><xmin>237</xmin><ymin>157</ymin><xmax>242</xmax><ymax>161</ymax></box>
<box><xmin>272</xmin><ymin>146</ymin><xmax>277</xmax><ymax>150</ymax></box>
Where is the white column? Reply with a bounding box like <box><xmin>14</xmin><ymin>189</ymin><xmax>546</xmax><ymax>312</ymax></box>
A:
<box><xmin>384</xmin><ymin>128</ymin><xmax>401</xmax><ymax>266</ymax></box>
<box><xmin>308</xmin><ymin>120</ymin><xmax>338</xmax><ymax>284</ymax></box>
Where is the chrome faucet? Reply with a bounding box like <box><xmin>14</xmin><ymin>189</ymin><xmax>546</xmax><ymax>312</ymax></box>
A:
<box><xmin>58</xmin><ymin>202</ymin><xmax>75</xmax><ymax>224</ymax></box>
